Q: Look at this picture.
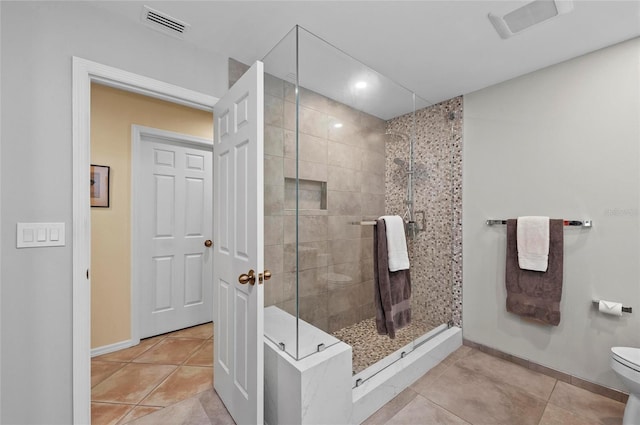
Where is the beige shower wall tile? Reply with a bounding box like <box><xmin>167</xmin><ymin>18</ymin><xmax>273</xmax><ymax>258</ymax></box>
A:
<box><xmin>284</xmin><ymin>130</ymin><xmax>328</xmax><ymax>164</ymax></box>
<box><xmin>283</xmin><ymin>241</ymin><xmax>329</xmax><ymax>272</ymax></box>
<box><xmin>327</xmin><ymin>166</ymin><xmax>361</xmax><ymax>192</ymax></box>
<box><xmin>363</xmin><ymin>129</ymin><xmax>387</xmax><ymax>154</ymax></box>
<box><xmin>329</xmin><ymin>238</ymin><xmax>361</xmax><ymax>265</ymax></box>
<box><xmin>329</xmin><ymin>308</ymin><xmax>360</xmax><ymax>333</ymax></box>
<box><xmin>361</xmin><ymin>171</ymin><xmax>385</xmax><ymax>195</ymax></box>
<box><xmin>328</xmin><ymin>141</ymin><xmax>361</xmax><ymax>170</ymax></box>
<box><xmin>298</xmin><ymin>87</ymin><xmax>332</xmax><ymax>112</ymax></box>
<box><xmin>283</xmin><ymin>158</ymin><xmax>328</xmax><ymax>182</ymax></box>
<box><xmin>328</xmin><ymin>120</ymin><xmax>362</xmax><ymax>147</ymax></box>
<box><xmin>361</xmin><ymin>193</ymin><xmax>385</xmax><ymax>217</ymax></box>
<box><xmin>297</xmin><ymin>292</ymin><xmax>330</xmax><ymax>333</ymax></box>
<box><xmin>265</xmin><ymin>246</ymin><xmax>283</xmax><ymax>275</ymax></box>
<box><xmin>328</xmin><ymin>216</ymin><xmax>362</xmax><ymax>240</ymax></box>
<box><xmin>327</xmin><ymin>190</ymin><xmax>361</xmax><ymax>216</ymax></box>
<box><xmin>264</xmin><ymin>272</ymin><xmax>285</xmax><ymax>307</ymax></box>
<box><xmin>360</xmin><ymin>258</ymin><xmax>374</xmax><ymax>281</ymax></box>
<box><xmin>283</xmin><ymin>215</ymin><xmax>328</xmax><ymax>244</ymax></box>
<box><xmin>264</xmin><ymin>73</ymin><xmax>284</xmax><ymax>98</ymax></box>
<box><xmin>264</xmin><ymin>94</ymin><xmax>283</xmax><ymax>127</ymax></box>
<box><xmin>327</xmin><ymin>99</ymin><xmax>361</xmax><ymax>126</ymax></box>
<box><xmin>284</xmin><ymin>101</ymin><xmax>329</xmax><ymax>139</ymax></box>
<box><xmin>264</xmin><ymin>125</ymin><xmax>284</xmax><ymax>157</ymax></box>
<box><xmin>228</xmin><ymin>58</ymin><xmax>249</xmax><ymax>88</ymax></box>
<box><xmin>264</xmin><ymin>155</ymin><xmax>284</xmax><ymax>186</ymax></box>
<box><xmin>328</xmin><ymin>280</ymin><xmax>372</xmax><ymax>316</ymax></box>
<box><xmin>360</xmin><ymin>238</ymin><xmax>374</xmax><ymax>261</ymax></box>
<box><xmin>264</xmin><ymin>216</ymin><xmax>283</xmax><ymax>246</ymax></box>
<box><xmin>328</xmin><ymin>262</ymin><xmax>365</xmax><ymax>289</ymax></box>
<box><xmin>283</xmin><ymin>80</ymin><xmax>295</xmax><ymax>103</ymax></box>
<box><xmin>284</xmin><ymin>267</ymin><xmax>328</xmax><ymax>298</ymax></box>
<box><xmin>358</xmin><ymin>111</ymin><xmax>386</xmax><ymax>131</ymax></box>
<box><xmin>361</xmin><ymin>149</ymin><xmax>385</xmax><ymax>175</ymax></box>
<box><xmin>264</xmin><ymin>185</ymin><xmax>284</xmax><ymax>216</ymax></box>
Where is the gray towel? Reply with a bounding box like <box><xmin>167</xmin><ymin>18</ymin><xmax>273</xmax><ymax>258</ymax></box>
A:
<box><xmin>506</xmin><ymin>219</ymin><xmax>564</xmax><ymax>326</ymax></box>
<box><xmin>373</xmin><ymin>218</ymin><xmax>411</xmax><ymax>338</ymax></box>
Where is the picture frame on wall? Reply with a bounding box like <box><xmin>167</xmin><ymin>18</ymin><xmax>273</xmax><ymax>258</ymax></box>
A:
<box><xmin>90</xmin><ymin>164</ymin><xmax>110</xmax><ymax>208</ymax></box>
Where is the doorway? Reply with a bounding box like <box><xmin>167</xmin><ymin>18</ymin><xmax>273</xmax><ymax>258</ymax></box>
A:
<box><xmin>90</xmin><ymin>84</ymin><xmax>214</xmax><ymax>354</ymax></box>
<box><xmin>72</xmin><ymin>57</ymin><xmax>218</xmax><ymax>424</ymax></box>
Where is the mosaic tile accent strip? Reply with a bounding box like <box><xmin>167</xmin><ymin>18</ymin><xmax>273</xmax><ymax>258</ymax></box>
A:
<box><xmin>385</xmin><ymin>97</ymin><xmax>463</xmax><ymax>328</ymax></box>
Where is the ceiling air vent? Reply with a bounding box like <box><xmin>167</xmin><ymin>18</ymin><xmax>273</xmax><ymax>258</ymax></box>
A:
<box><xmin>141</xmin><ymin>6</ymin><xmax>190</xmax><ymax>39</ymax></box>
<box><xmin>489</xmin><ymin>0</ymin><xmax>573</xmax><ymax>39</ymax></box>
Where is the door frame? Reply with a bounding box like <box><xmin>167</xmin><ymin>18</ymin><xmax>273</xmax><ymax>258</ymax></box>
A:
<box><xmin>131</xmin><ymin>125</ymin><xmax>214</xmax><ymax>344</ymax></box>
<box><xmin>71</xmin><ymin>57</ymin><xmax>218</xmax><ymax>424</ymax></box>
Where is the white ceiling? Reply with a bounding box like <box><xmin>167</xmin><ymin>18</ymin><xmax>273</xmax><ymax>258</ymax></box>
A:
<box><xmin>92</xmin><ymin>1</ymin><xmax>640</xmax><ymax>118</ymax></box>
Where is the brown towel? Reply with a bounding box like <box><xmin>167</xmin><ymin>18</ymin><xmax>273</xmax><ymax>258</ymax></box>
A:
<box><xmin>506</xmin><ymin>219</ymin><xmax>564</xmax><ymax>326</ymax></box>
<box><xmin>373</xmin><ymin>218</ymin><xmax>411</xmax><ymax>338</ymax></box>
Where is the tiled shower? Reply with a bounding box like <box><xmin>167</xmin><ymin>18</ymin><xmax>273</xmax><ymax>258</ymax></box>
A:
<box><xmin>257</xmin><ymin>25</ymin><xmax>462</xmax><ymax>377</ymax></box>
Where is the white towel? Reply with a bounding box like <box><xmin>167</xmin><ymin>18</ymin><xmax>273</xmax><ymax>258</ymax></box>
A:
<box><xmin>380</xmin><ymin>215</ymin><xmax>410</xmax><ymax>272</ymax></box>
<box><xmin>517</xmin><ymin>216</ymin><xmax>550</xmax><ymax>272</ymax></box>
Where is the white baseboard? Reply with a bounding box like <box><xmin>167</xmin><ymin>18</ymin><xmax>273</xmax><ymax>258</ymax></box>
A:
<box><xmin>91</xmin><ymin>339</ymin><xmax>135</xmax><ymax>358</ymax></box>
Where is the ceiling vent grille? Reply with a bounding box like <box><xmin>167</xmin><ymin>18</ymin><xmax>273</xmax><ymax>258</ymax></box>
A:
<box><xmin>489</xmin><ymin>0</ymin><xmax>573</xmax><ymax>39</ymax></box>
<box><xmin>141</xmin><ymin>6</ymin><xmax>190</xmax><ymax>38</ymax></box>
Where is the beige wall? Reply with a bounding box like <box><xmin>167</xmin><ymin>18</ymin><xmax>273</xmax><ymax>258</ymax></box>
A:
<box><xmin>91</xmin><ymin>83</ymin><xmax>213</xmax><ymax>349</ymax></box>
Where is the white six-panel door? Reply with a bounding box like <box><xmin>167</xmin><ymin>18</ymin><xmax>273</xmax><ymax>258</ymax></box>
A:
<box><xmin>213</xmin><ymin>62</ymin><xmax>264</xmax><ymax>425</ymax></box>
<box><xmin>134</xmin><ymin>126</ymin><xmax>214</xmax><ymax>339</ymax></box>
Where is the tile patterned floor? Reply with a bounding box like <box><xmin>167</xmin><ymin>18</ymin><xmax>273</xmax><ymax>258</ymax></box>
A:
<box><xmin>93</xmin><ymin>326</ymin><xmax>627</xmax><ymax>425</ymax></box>
<box><xmin>364</xmin><ymin>346</ymin><xmax>626</xmax><ymax>425</ymax></box>
<box><xmin>91</xmin><ymin>322</ymin><xmax>216</xmax><ymax>425</ymax></box>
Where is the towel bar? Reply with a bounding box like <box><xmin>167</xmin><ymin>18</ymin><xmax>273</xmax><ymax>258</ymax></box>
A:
<box><xmin>592</xmin><ymin>300</ymin><xmax>632</xmax><ymax>314</ymax></box>
<box><xmin>486</xmin><ymin>219</ymin><xmax>592</xmax><ymax>228</ymax></box>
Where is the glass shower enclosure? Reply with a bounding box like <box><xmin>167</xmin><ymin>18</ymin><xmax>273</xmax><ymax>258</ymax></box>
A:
<box><xmin>261</xmin><ymin>25</ymin><xmax>460</xmax><ymax>384</ymax></box>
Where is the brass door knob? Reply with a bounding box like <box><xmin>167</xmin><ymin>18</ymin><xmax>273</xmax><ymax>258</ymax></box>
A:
<box><xmin>259</xmin><ymin>270</ymin><xmax>271</xmax><ymax>284</ymax></box>
<box><xmin>204</xmin><ymin>239</ymin><xmax>213</xmax><ymax>247</ymax></box>
<box><xmin>238</xmin><ymin>269</ymin><xmax>256</xmax><ymax>285</ymax></box>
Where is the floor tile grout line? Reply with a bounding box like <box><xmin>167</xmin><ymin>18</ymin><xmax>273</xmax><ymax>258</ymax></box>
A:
<box><xmin>458</xmin><ymin>349</ymin><xmax>558</xmax><ymax>404</ymax></box>
<box><xmin>416</xmin><ymin>393</ymin><xmax>473</xmax><ymax>425</ymax></box>
<box><xmin>92</xmin><ymin>323</ymin><xmax>214</xmax><ymax>423</ymax></box>
<box><xmin>181</xmin><ymin>338</ymin><xmax>210</xmax><ymax>367</ymax></box>
<box><xmin>91</xmin><ymin>360</ymin><xmax>129</xmax><ymax>390</ymax></box>
<box><xmin>544</xmin><ymin>394</ymin><xmax>618</xmax><ymax>425</ymax></box>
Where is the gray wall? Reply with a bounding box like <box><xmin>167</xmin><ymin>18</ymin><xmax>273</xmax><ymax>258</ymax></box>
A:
<box><xmin>0</xmin><ymin>2</ymin><xmax>227</xmax><ymax>423</ymax></box>
<box><xmin>463</xmin><ymin>37</ymin><xmax>640</xmax><ymax>391</ymax></box>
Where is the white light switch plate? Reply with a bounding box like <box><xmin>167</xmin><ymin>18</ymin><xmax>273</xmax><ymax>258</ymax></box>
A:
<box><xmin>17</xmin><ymin>223</ymin><xmax>66</xmax><ymax>248</ymax></box>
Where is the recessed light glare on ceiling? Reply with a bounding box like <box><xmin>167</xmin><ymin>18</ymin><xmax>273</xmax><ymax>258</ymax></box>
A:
<box><xmin>489</xmin><ymin>0</ymin><xmax>573</xmax><ymax>39</ymax></box>
<box><xmin>355</xmin><ymin>81</ymin><xmax>367</xmax><ymax>89</ymax></box>
<box><xmin>333</xmin><ymin>123</ymin><xmax>343</xmax><ymax>128</ymax></box>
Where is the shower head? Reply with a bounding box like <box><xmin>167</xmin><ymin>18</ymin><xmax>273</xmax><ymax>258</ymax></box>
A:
<box><xmin>385</xmin><ymin>130</ymin><xmax>409</xmax><ymax>142</ymax></box>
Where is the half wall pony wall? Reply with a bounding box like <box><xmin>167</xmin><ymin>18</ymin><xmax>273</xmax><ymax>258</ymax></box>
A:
<box><xmin>463</xmin><ymin>37</ymin><xmax>640</xmax><ymax>392</ymax></box>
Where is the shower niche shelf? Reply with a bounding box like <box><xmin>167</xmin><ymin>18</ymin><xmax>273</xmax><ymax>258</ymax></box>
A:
<box><xmin>284</xmin><ymin>177</ymin><xmax>327</xmax><ymax>211</ymax></box>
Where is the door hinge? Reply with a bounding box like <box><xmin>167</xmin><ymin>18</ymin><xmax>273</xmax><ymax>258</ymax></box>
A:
<box><xmin>86</xmin><ymin>269</ymin><xmax>89</xmax><ymax>279</ymax></box>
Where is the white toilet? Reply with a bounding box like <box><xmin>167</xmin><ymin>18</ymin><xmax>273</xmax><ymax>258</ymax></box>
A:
<box><xmin>611</xmin><ymin>347</ymin><xmax>640</xmax><ymax>425</ymax></box>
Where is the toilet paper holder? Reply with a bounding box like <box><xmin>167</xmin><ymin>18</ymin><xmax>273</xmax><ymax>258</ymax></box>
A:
<box><xmin>592</xmin><ymin>300</ymin><xmax>633</xmax><ymax>314</ymax></box>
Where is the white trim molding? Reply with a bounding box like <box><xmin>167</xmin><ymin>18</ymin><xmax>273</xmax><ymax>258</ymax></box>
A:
<box><xmin>91</xmin><ymin>339</ymin><xmax>135</xmax><ymax>358</ymax></box>
<box><xmin>72</xmin><ymin>57</ymin><xmax>217</xmax><ymax>424</ymax></box>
